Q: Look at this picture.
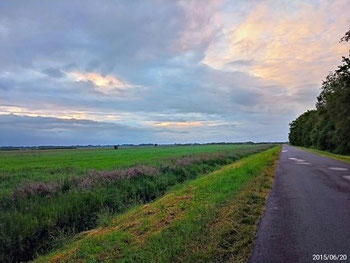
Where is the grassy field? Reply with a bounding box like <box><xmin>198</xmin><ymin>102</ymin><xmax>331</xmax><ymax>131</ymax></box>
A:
<box><xmin>0</xmin><ymin>145</ymin><xmax>262</xmax><ymax>171</ymax></box>
<box><xmin>298</xmin><ymin>146</ymin><xmax>350</xmax><ymax>164</ymax></box>
<box><xmin>0</xmin><ymin>144</ymin><xmax>275</xmax><ymax>262</ymax></box>
<box><xmin>0</xmin><ymin>145</ymin><xmax>263</xmax><ymax>196</ymax></box>
<box><xmin>37</xmin><ymin>146</ymin><xmax>281</xmax><ymax>263</ymax></box>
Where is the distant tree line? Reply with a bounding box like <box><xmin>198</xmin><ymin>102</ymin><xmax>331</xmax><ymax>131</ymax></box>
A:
<box><xmin>289</xmin><ymin>28</ymin><xmax>350</xmax><ymax>154</ymax></box>
<box><xmin>0</xmin><ymin>142</ymin><xmax>286</xmax><ymax>151</ymax></box>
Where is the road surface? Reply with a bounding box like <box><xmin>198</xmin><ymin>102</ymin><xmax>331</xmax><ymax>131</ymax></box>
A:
<box><xmin>249</xmin><ymin>145</ymin><xmax>350</xmax><ymax>263</ymax></box>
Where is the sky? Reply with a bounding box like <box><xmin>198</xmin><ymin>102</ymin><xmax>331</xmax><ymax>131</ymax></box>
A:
<box><xmin>0</xmin><ymin>0</ymin><xmax>349</xmax><ymax>146</ymax></box>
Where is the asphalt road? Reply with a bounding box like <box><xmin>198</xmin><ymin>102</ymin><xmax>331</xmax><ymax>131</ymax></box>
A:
<box><xmin>249</xmin><ymin>145</ymin><xmax>350</xmax><ymax>263</ymax></box>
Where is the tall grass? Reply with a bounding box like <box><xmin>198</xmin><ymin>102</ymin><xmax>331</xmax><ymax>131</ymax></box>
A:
<box><xmin>0</xmin><ymin>145</ymin><xmax>273</xmax><ymax>262</ymax></box>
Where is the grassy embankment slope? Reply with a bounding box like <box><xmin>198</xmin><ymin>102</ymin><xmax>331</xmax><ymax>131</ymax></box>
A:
<box><xmin>0</xmin><ymin>144</ymin><xmax>274</xmax><ymax>262</ymax></box>
<box><xmin>38</xmin><ymin>145</ymin><xmax>281</xmax><ymax>263</ymax></box>
<box><xmin>298</xmin><ymin>147</ymin><xmax>350</xmax><ymax>164</ymax></box>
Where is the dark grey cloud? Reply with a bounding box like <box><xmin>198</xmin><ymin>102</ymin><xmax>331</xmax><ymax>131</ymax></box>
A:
<box><xmin>0</xmin><ymin>114</ymin><xmax>156</xmax><ymax>146</ymax></box>
<box><xmin>42</xmin><ymin>68</ymin><xmax>65</xmax><ymax>78</ymax></box>
<box><xmin>0</xmin><ymin>114</ymin><xmax>286</xmax><ymax>146</ymax></box>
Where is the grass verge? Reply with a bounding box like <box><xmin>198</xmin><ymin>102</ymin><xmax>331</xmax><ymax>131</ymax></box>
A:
<box><xmin>299</xmin><ymin>146</ymin><xmax>350</xmax><ymax>164</ymax></box>
<box><xmin>37</xmin><ymin>145</ymin><xmax>281</xmax><ymax>263</ymax></box>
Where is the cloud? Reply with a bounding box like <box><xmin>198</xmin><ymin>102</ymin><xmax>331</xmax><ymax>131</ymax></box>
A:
<box><xmin>68</xmin><ymin>71</ymin><xmax>143</xmax><ymax>95</ymax></box>
<box><xmin>203</xmin><ymin>0</ymin><xmax>350</xmax><ymax>86</ymax></box>
<box><xmin>154</xmin><ymin>121</ymin><xmax>202</xmax><ymax>128</ymax></box>
<box><xmin>0</xmin><ymin>114</ymin><xmax>275</xmax><ymax>146</ymax></box>
<box><xmin>0</xmin><ymin>114</ymin><xmax>156</xmax><ymax>146</ymax></box>
<box><xmin>0</xmin><ymin>0</ymin><xmax>348</xmax><ymax>145</ymax></box>
<box><xmin>42</xmin><ymin>67</ymin><xmax>65</xmax><ymax>78</ymax></box>
<box><xmin>172</xmin><ymin>0</ymin><xmax>223</xmax><ymax>53</ymax></box>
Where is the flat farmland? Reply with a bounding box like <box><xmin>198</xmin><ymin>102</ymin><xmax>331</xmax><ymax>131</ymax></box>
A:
<box><xmin>0</xmin><ymin>144</ymin><xmax>263</xmax><ymax>195</ymax></box>
<box><xmin>0</xmin><ymin>144</ymin><xmax>264</xmax><ymax>171</ymax></box>
<box><xmin>0</xmin><ymin>144</ymin><xmax>275</xmax><ymax>262</ymax></box>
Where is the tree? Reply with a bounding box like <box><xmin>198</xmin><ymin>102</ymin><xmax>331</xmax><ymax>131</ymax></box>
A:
<box><xmin>289</xmin><ymin>28</ymin><xmax>350</xmax><ymax>154</ymax></box>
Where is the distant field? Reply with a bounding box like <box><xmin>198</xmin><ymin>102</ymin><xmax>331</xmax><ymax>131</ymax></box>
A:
<box><xmin>0</xmin><ymin>144</ymin><xmax>262</xmax><ymax>195</ymax></box>
<box><xmin>1</xmin><ymin>145</ymin><xmax>261</xmax><ymax>171</ymax></box>
<box><xmin>0</xmin><ymin>144</ymin><xmax>275</xmax><ymax>262</ymax></box>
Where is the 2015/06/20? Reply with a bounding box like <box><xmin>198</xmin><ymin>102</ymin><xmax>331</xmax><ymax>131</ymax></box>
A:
<box><xmin>312</xmin><ymin>254</ymin><xmax>347</xmax><ymax>261</ymax></box>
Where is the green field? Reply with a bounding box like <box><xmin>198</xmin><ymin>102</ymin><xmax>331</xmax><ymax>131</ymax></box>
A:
<box><xmin>0</xmin><ymin>144</ymin><xmax>276</xmax><ymax>262</ymax></box>
<box><xmin>37</xmin><ymin>146</ymin><xmax>281</xmax><ymax>263</ymax></box>
<box><xmin>0</xmin><ymin>145</ymin><xmax>263</xmax><ymax>196</ymax></box>
<box><xmin>1</xmin><ymin>145</ymin><xmax>263</xmax><ymax>171</ymax></box>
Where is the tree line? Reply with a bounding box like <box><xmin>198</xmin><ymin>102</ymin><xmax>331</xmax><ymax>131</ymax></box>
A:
<box><xmin>289</xmin><ymin>28</ymin><xmax>350</xmax><ymax>154</ymax></box>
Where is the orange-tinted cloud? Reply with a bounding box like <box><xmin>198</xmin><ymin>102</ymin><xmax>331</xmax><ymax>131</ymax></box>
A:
<box><xmin>203</xmin><ymin>1</ymin><xmax>349</xmax><ymax>86</ymax></box>
<box><xmin>153</xmin><ymin>121</ymin><xmax>202</xmax><ymax>128</ymax></box>
<box><xmin>69</xmin><ymin>71</ymin><xmax>138</xmax><ymax>95</ymax></box>
<box><xmin>0</xmin><ymin>105</ymin><xmax>123</xmax><ymax>122</ymax></box>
